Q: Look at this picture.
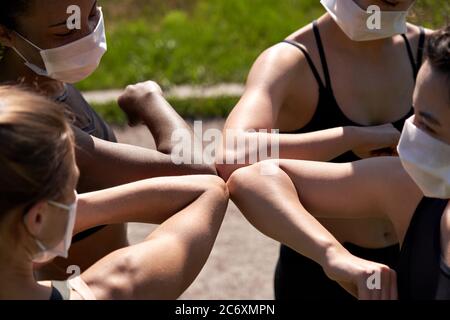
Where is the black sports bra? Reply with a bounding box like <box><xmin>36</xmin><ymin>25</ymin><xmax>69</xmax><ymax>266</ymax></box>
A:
<box><xmin>282</xmin><ymin>21</ymin><xmax>425</xmax><ymax>163</ymax></box>
<box><xmin>397</xmin><ymin>197</ymin><xmax>450</xmax><ymax>300</ymax></box>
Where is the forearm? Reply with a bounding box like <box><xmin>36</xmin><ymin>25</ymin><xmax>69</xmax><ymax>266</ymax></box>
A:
<box><xmin>227</xmin><ymin>162</ymin><xmax>348</xmax><ymax>270</ymax></box>
<box><xmin>116</xmin><ymin>82</ymin><xmax>215</xmax><ymax>173</ymax></box>
<box><xmin>74</xmin><ymin>176</ymin><xmax>220</xmax><ymax>234</ymax></box>
<box><xmin>139</xmin><ymin>94</ymin><xmax>194</xmax><ymax>153</ymax></box>
<box><xmin>138</xmin><ymin>94</ymin><xmax>216</xmax><ymax>174</ymax></box>
<box><xmin>75</xmin><ymin>131</ymin><xmax>217</xmax><ymax>192</ymax></box>
<box><xmin>217</xmin><ymin>126</ymin><xmax>359</xmax><ymax>180</ymax></box>
<box><xmin>144</xmin><ymin>181</ymin><xmax>228</xmax><ymax>295</ymax></box>
<box><xmin>82</xmin><ymin>178</ymin><xmax>228</xmax><ymax>300</ymax></box>
<box><xmin>275</xmin><ymin>126</ymin><xmax>358</xmax><ymax>160</ymax></box>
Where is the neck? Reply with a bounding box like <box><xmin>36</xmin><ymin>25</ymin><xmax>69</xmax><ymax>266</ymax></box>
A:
<box><xmin>320</xmin><ymin>14</ymin><xmax>394</xmax><ymax>52</ymax></box>
<box><xmin>0</xmin><ymin>47</ymin><xmax>66</xmax><ymax>98</ymax></box>
<box><xmin>0</xmin><ymin>244</ymin><xmax>51</xmax><ymax>300</ymax></box>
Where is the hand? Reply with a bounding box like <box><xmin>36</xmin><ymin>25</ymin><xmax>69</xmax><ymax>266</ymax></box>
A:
<box><xmin>117</xmin><ymin>81</ymin><xmax>164</xmax><ymax>127</ymax></box>
<box><xmin>352</xmin><ymin>124</ymin><xmax>401</xmax><ymax>159</ymax></box>
<box><xmin>323</xmin><ymin>247</ymin><xmax>398</xmax><ymax>300</ymax></box>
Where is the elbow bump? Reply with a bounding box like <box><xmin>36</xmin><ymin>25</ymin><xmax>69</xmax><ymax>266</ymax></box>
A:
<box><xmin>205</xmin><ymin>175</ymin><xmax>229</xmax><ymax>202</ymax></box>
<box><xmin>227</xmin><ymin>160</ymin><xmax>280</xmax><ymax>196</ymax></box>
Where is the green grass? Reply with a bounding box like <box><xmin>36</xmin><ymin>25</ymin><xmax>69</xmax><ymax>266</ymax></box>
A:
<box><xmin>76</xmin><ymin>0</ymin><xmax>449</xmax><ymax>91</ymax></box>
<box><xmin>92</xmin><ymin>96</ymin><xmax>239</xmax><ymax>126</ymax></box>
<box><xmin>77</xmin><ymin>0</ymin><xmax>327</xmax><ymax>90</ymax></box>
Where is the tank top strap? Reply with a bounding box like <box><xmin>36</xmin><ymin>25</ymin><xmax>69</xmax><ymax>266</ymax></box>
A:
<box><xmin>312</xmin><ymin>20</ymin><xmax>333</xmax><ymax>91</ymax></box>
<box><xmin>417</xmin><ymin>26</ymin><xmax>426</xmax><ymax>69</ymax></box>
<box><xmin>401</xmin><ymin>33</ymin><xmax>418</xmax><ymax>79</ymax></box>
<box><xmin>401</xmin><ymin>26</ymin><xmax>427</xmax><ymax>81</ymax></box>
<box><xmin>282</xmin><ymin>40</ymin><xmax>326</xmax><ymax>89</ymax></box>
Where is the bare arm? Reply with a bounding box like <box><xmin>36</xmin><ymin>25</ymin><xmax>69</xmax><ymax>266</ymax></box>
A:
<box><xmin>442</xmin><ymin>206</ymin><xmax>450</xmax><ymax>267</ymax></box>
<box><xmin>78</xmin><ymin>175</ymin><xmax>228</xmax><ymax>300</ymax></box>
<box><xmin>117</xmin><ymin>81</ymin><xmax>200</xmax><ymax>155</ymax></box>
<box><xmin>74</xmin><ymin>175</ymin><xmax>223</xmax><ymax>234</ymax></box>
<box><xmin>273</xmin><ymin>157</ymin><xmax>423</xmax><ymax>242</ymax></box>
<box><xmin>218</xmin><ymin>44</ymin><xmax>401</xmax><ymax>180</ymax></box>
<box><xmin>74</xmin><ymin>127</ymin><xmax>214</xmax><ymax>192</ymax></box>
<box><xmin>227</xmin><ymin>157</ymin><xmax>423</xmax><ymax>299</ymax></box>
<box><xmin>74</xmin><ymin>82</ymin><xmax>216</xmax><ymax>192</ymax></box>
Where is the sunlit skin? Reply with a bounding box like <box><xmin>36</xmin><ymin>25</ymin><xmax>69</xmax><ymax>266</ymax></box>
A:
<box><xmin>0</xmin><ymin>149</ymin><xmax>79</xmax><ymax>299</ymax></box>
<box><xmin>0</xmin><ymin>0</ymin><xmax>216</xmax><ymax>279</ymax></box>
<box><xmin>220</xmin><ymin>0</ymin><xmax>433</xmax><ymax>274</ymax></box>
<box><xmin>227</xmin><ymin>59</ymin><xmax>450</xmax><ymax>300</ymax></box>
<box><xmin>0</xmin><ymin>138</ymin><xmax>229</xmax><ymax>300</ymax></box>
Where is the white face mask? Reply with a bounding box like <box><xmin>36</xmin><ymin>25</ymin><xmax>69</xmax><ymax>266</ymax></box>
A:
<box><xmin>12</xmin><ymin>8</ymin><xmax>107</xmax><ymax>84</ymax></box>
<box><xmin>32</xmin><ymin>193</ymin><xmax>78</xmax><ymax>264</ymax></box>
<box><xmin>321</xmin><ymin>0</ymin><xmax>409</xmax><ymax>41</ymax></box>
<box><xmin>398</xmin><ymin>117</ymin><xmax>450</xmax><ymax>200</ymax></box>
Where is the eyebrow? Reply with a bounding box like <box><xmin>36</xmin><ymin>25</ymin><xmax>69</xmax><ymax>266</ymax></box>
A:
<box><xmin>49</xmin><ymin>20</ymin><xmax>68</xmax><ymax>28</ymax></box>
<box><xmin>419</xmin><ymin>111</ymin><xmax>441</xmax><ymax>126</ymax></box>
<box><xmin>49</xmin><ymin>0</ymin><xmax>98</xmax><ymax>28</ymax></box>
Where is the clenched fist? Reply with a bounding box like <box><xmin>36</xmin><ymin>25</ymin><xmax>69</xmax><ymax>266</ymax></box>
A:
<box><xmin>117</xmin><ymin>81</ymin><xmax>164</xmax><ymax>127</ymax></box>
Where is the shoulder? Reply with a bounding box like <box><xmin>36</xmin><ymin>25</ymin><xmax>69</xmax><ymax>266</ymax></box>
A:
<box><xmin>249</xmin><ymin>23</ymin><xmax>317</xmax><ymax>83</ymax></box>
<box><xmin>405</xmin><ymin>23</ymin><xmax>434</xmax><ymax>48</ymax></box>
<box><xmin>245</xmin><ymin>28</ymin><xmax>320</xmax><ymax>102</ymax></box>
<box><xmin>64</xmin><ymin>84</ymin><xmax>98</xmax><ymax>115</ymax></box>
<box><xmin>442</xmin><ymin>203</ymin><xmax>450</xmax><ymax>235</ymax></box>
<box><xmin>441</xmin><ymin>202</ymin><xmax>450</xmax><ymax>265</ymax></box>
<box><xmin>65</xmin><ymin>83</ymin><xmax>87</xmax><ymax>101</ymax></box>
<box><xmin>405</xmin><ymin>23</ymin><xmax>434</xmax><ymax>38</ymax></box>
<box><xmin>250</xmin><ymin>43</ymin><xmax>310</xmax><ymax>83</ymax></box>
<box><xmin>37</xmin><ymin>280</ymin><xmax>53</xmax><ymax>288</ymax></box>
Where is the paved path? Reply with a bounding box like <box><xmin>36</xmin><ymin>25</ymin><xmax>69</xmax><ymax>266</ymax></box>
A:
<box><xmin>82</xmin><ymin>83</ymin><xmax>245</xmax><ymax>104</ymax></box>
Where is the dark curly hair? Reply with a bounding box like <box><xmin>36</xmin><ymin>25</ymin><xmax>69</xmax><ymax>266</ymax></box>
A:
<box><xmin>0</xmin><ymin>1</ymin><xmax>31</xmax><ymax>29</ymax></box>
<box><xmin>426</xmin><ymin>25</ymin><xmax>450</xmax><ymax>104</ymax></box>
<box><xmin>427</xmin><ymin>25</ymin><xmax>450</xmax><ymax>76</ymax></box>
<box><xmin>0</xmin><ymin>1</ymin><xmax>33</xmax><ymax>60</ymax></box>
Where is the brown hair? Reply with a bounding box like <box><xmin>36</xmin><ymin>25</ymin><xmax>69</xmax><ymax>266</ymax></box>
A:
<box><xmin>427</xmin><ymin>25</ymin><xmax>450</xmax><ymax>75</ymax></box>
<box><xmin>0</xmin><ymin>85</ymin><xmax>75</xmax><ymax>215</ymax></box>
<box><xmin>426</xmin><ymin>25</ymin><xmax>450</xmax><ymax>103</ymax></box>
<box><xmin>0</xmin><ymin>0</ymin><xmax>30</xmax><ymax>30</ymax></box>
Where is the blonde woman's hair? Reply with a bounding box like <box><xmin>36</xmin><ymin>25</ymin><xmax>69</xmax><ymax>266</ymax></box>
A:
<box><xmin>0</xmin><ymin>85</ymin><xmax>75</xmax><ymax>215</ymax></box>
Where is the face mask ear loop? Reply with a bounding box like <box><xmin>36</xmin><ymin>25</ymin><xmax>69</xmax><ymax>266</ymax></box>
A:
<box><xmin>13</xmin><ymin>31</ymin><xmax>43</xmax><ymax>51</ymax></box>
<box><xmin>11</xmin><ymin>46</ymin><xmax>29</xmax><ymax>63</ymax></box>
<box><xmin>11</xmin><ymin>32</ymin><xmax>43</xmax><ymax>65</ymax></box>
<box><xmin>48</xmin><ymin>201</ymin><xmax>71</xmax><ymax>211</ymax></box>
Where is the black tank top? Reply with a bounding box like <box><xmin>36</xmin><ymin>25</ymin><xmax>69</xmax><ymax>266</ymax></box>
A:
<box><xmin>281</xmin><ymin>21</ymin><xmax>426</xmax><ymax>163</ymax></box>
<box><xmin>59</xmin><ymin>84</ymin><xmax>117</xmax><ymax>144</ymax></box>
<box><xmin>397</xmin><ymin>198</ymin><xmax>450</xmax><ymax>300</ymax></box>
<box><xmin>57</xmin><ymin>84</ymin><xmax>117</xmax><ymax>242</ymax></box>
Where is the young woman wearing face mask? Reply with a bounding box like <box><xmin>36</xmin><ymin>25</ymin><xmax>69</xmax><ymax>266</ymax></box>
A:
<box><xmin>228</xmin><ymin>26</ymin><xmax>450</xmax><ymax>300</ymax></box>
<box><xmin>0</xmin><ymin>1</ymin><xmax>216</xmax><ymax>280</ymax></box>
<box><xmin>218</xmin><ymin>0</ymin><xmax>434</xmax><ymax>300</ymax></box>
<box><xmin>0</xmin><ymin>86</ymin><xmax>228</xmax><ymax>300</ymax></box>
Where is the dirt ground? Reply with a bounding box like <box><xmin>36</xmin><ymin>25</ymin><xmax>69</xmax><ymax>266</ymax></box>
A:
<box><xmin>113</xmin><ymin>120</ymin><xmax>280</xmax><ymax>300</ymax></box>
